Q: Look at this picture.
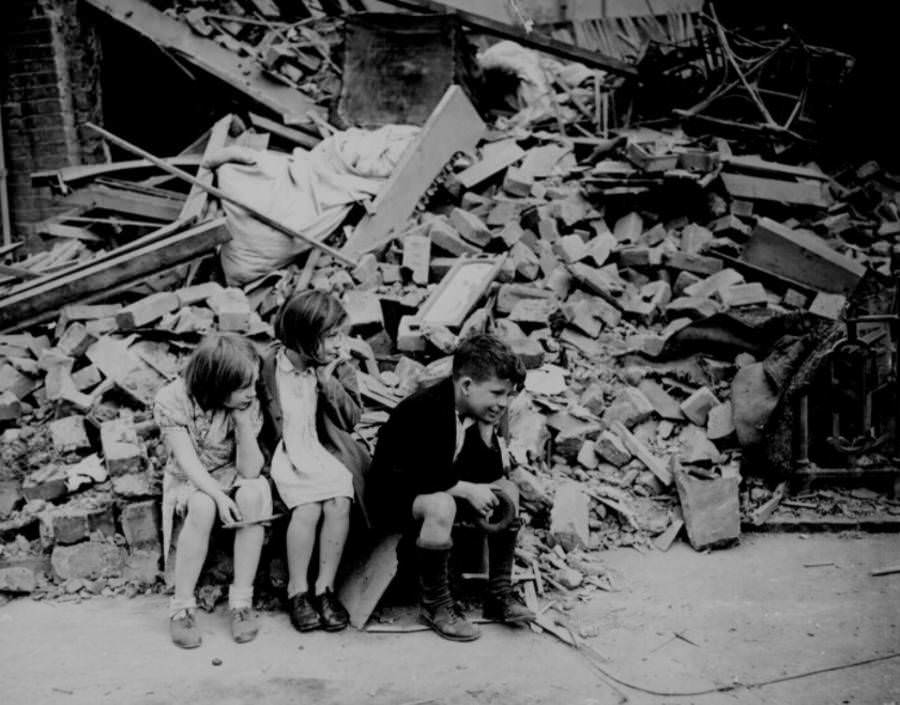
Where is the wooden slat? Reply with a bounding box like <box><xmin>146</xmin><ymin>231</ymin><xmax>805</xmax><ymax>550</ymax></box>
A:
<box><xmin>720</xmin><ymin>173</ymin><xmax>830</xmax><ymax>208</ymax></box>
<box><xmin>375</xmin><ymin>0</ymin><xmax>638</xmax><ymax>76</ymax></box>
<box><xmin>63</xmin><ymin>184</ymin><xmax>185</xmax><ymax>221</ymax></box>
<box><xmin>248</xmin><ymin>112</ymin><xmax>320</xmax><ymax>150</ymax></box>
<box><xmin>31</xmin><ymin>156</ymin><xmax>203</xmax><ymax>189</ymax></box>
<box><xmin>83</xmin><ymin>0</ymin><xmax>320</xmax><ymax>124</ymax></box>
<box><xmin>342</xmin><ymin>86</ymin><xmax>487</xmax><ymax>258</ymax></box>
<box><xmin>739</xmin><ymin>217</ymin><xmax>865</xmax><ymax>296</ymax></box>
<box><xmin>0</xmin><ymin>218</ymin><xmax>230</xmax><ymax>331</ymax></box>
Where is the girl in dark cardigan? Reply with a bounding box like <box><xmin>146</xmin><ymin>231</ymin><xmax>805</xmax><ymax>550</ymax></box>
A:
<box><xmin>258</xmin><ymin>291</ymin><xmax>369</xmax><ymax>633</ymax></box>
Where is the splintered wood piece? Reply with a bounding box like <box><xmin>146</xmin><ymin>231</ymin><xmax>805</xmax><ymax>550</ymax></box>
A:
<box><xmin>342</xmin><ymin>86</ymin><xmax>486</xmax><ymax>258</ymax></box>
<box><xmin>416</xmin><ymin>255</ymin><xmax>502</xmax><ymax>329</ymax></box>
<box><xmin>337</xmin><ymin>533</ymin><xmax>401</xmax><ymax>629</ymax></box>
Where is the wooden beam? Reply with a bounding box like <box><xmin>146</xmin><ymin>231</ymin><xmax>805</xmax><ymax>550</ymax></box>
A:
<box><xmin>63</xmin><ymin>184</ymin><xmax>185</xmax><ymax>221</ymax></box>
<box><xmin>342</xmin><ymin>85</ymin><xmax>487</xmax><ymax>259</ymax></box>
<box><xmin>36</xmin><ymin>223</ymin><xmax>103</xmax><ymax>243</ymax></box>
<box><xmin>721</xmin><ymin>155</ymin><xmax>829</xmax><ymax>182</ymax></box>
<box><xmin>83</xmin><ymin>0</ymin><xmax>319</xmax><ymax>124</ymax></box>
<box><xmin>31</xmin><ymin>156</ymin><xmax>203</xmax><ymax>190</ymax></box>
<box><xmin>5</xmin><ymin>220</ymin><xmax>189</xmax><ymax>300</ymax></box>
<box><xmin>248</xmin><ymin>112</ymin><xmax>320</xmax><ymax>150</ymax></box>
<box><xmin>740</xmin><ymin>218</ymin><xmax>865</xmax><ymax>296</ymax></box>
<box><xmin>0</xmin><ymin>219</ymin><xmax>230</xmax><ymax>331</ymax></box>
<box><xmin>374</xmin><ymin>0</ymin><xmax>638</xmax><ymax>76</ymax></box>
<box><xmin>567</xmin><ymin>0</ymin><xmax>704</xmax><ymax>21</ymax></box>
<box><xmin>720</xmin><ymin>173</ymin><xmax>831</xmax><ymax>208</ymax></box>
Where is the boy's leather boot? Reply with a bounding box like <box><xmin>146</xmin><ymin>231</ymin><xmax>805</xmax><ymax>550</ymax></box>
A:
<box><xmin>483</xmin><ymin>522</ymin><xmax>535</xmax><ymax>624</ymax></box>
<box><xmin>417</xmin><ymin>542</ymin><xmax>480</xmax><ymax>642</ymax></box>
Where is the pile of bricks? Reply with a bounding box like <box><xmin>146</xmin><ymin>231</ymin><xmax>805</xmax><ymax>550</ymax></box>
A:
<box><xmin>4</xmin><ymin>13</ymin><xmax>900</xmax><ymax>605</ymax></box>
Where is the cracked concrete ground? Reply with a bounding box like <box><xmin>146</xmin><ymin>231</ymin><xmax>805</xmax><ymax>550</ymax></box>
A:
<box><xmin>1</xmin><ymin>533</ymin><xmax>898</xmax><ymax>705</ymax></box>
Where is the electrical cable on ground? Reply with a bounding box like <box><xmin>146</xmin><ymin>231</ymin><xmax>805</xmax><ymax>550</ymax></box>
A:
<box><xmin>572</xmin><ymin>638</ymin><xmax>900</xmax><ymax>698</ymax></box>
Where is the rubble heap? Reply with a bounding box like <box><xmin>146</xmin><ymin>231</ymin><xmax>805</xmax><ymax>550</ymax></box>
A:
<box><xmin>2</xmin><ymin>2</ymin><xmax>898</xmax><ymax>610</ymax></box>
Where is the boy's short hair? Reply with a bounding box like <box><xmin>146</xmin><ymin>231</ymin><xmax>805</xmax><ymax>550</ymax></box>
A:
<box><xmin>184</xmin><ymin>334</ymin><xmax>259</xmax><ymax>411</ymax></box>
<box><xmin>452</xmin><ymin>333</ymin><xmax>525</xmax><ymax>388</ymax></box>
<box><xmin>274</xmin><ymin>290</ymin><xmax>348</xmax><ymax>365</ymax></box>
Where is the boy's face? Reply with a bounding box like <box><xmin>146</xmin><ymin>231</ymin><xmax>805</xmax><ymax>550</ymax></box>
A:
<box><xmin>458</xmin><ymin>375</ymin><xmax>516</xmax><ymax>424</ymax></box>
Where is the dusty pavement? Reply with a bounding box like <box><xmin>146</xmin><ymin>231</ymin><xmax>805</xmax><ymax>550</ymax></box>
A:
<box><xmin>1</xmin><ymin>533</ymin><xmax>898</xmax><ymax>705</ymax></box>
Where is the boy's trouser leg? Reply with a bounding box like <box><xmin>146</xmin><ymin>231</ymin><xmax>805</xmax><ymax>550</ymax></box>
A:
<box><xmin>412</xmin><ymin>492</ymin><xmax>480</xmax><ymax>642</ymax></box>
<box><xmin>483</xmin><ymin>520</ymin><xmax>535</xmax><ymax>624</ymax></box>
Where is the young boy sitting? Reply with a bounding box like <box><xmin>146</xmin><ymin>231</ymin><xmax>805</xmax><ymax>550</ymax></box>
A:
<box><xmin>368</xmin><ymin>333</ymin><xmax>534</xmax><ymax>641</ymax></box>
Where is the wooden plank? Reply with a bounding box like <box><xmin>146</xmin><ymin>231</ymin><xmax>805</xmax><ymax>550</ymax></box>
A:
<box><xmin>0</xmin><ymin>218</ymin><xmax>230</xmax><ymax>331</ymax></box>
<box><xmin>416</xmin><ymin>255</ymin><xmax>502</xmax><ymax>328</ymax></box>
<box><xmin>567</xmin><ymin>0</ymin><xmax>703</xmax><ymax>20</ymax></box>
<box><xmin>31</xmin><ymin>156</ymin><xmax>203</xmax><ymax>189</ymax></box>
<box><xmin>342</xmin><ymin>86</ymin><xmax>487</xmax><ymax>258</ymax></box>
<box><xmin>720</xmin><ymin>173</ymin><xmax>830</xmax><ymax>208</ymax></box>
<box><xmin>179</xmin><ymin>115</ymin><xmax>233</xmax><ymax>224</ymax></box>
<box><xmin>0</xmin><ymin>263</ymin><xmax>40</xmax><ymax>281</ymax></box>
<box><xmin>248</xmin><ymin>112</ymin><xmax>320</xmax><ymax>150</ymax></box>
<box><xmin>375</xmin><ymin>0</ymin><xmax>638</xmax><ymax>76</ymax></box>
<box><xmin>721</xmin><ymin>155</ymin><xmax>828</xmax><ymax>182</ymax></box>
<box><xmin>610</xmin><ymin>420</ymin><xmax>672</xmax><ymax>485</ymax></box>
<box><xmin>63</xmin><ymin>184</ymin><xmax>184</xmax><ymax>221</ymax></box>
<box><xmin>83</xmin><ymin>0</ymin><xmax>319</xmax><ymax>124</ymax></box>
<box><xmin>740</xmin><ymin>218</ymin><xmax>865</xmax><ymax>295</ymax></box>
<box><xmin>454</xmin><ymin>139</ymin><xmax>524</xmax><ymax>190</ymax></box>
<box><xmin>2</xmin><ymin>220</ymin><xmax>188</xmax><ymax>300</ymax></box>
<box><xmin>36</xmin><ymin>223</ymin><xmax>103</xmax><ymax>243</ymax></box>
<box><xmin>337</xmin><ymin>533</ymin><xmax>401</xmax><ymax>629</ymax></box>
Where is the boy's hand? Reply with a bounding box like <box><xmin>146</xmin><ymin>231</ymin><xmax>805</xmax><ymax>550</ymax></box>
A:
<box><xmin>216</xmin><ymin>493</ymin><xmax>243</xmax><ymax>525</ymax></box>
<box><xmin>466</xmin><ymin>484</ymin><xmax>499</xmax><ymax>518</ymax></box>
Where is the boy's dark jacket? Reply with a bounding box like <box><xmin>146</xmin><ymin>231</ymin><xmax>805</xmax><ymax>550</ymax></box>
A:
<box><xmin>367</xmin><ymin>377</ymin><xmax>505</xmax><ymax>531</ymax></box>
<box><xmin>257</xmin><ymin>347</ymin><xmax>371</xmax><ymax>529</ymax></box>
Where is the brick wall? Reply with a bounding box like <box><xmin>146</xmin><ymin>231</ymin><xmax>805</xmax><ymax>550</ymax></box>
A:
<box><xmin>1</xmin><ymin>0</ymin><xmax>105</xmax><ymax>240</ymax></box>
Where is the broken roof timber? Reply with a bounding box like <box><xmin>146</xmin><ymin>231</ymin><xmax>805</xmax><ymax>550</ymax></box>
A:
<box><xmin>375</xmin><ymin>0</ymin><xmax>639</xmax><ymax>77</ymax></box>
<box><xmin>432</xmin><ymin>0</ymin><xmax>703</xmax><ymax>23</ymax></box>
<box><xmin>84</xmin><ymin>0</ymin><xmax>320</xmax><ymax>125</ymax></box>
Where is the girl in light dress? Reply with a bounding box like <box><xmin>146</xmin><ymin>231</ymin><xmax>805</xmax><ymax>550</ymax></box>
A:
<box><xmin>258</xmin><ymin>291</ymin><xmax>369</xmax><ymax>632</ymax></box>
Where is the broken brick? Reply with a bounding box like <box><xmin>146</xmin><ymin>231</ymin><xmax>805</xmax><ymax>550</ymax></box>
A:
<box><xmin>594</xmin><ymin>431</ymin><xmax>631</xmax><ymax>467</ymax></box>
<box><xmin>120</xmin><ymin>500</ymin><xmax>161</xmax><ymax>550</ymax></box>
<box><xmin>116</xmin><ymin>292</ymin><xmax>180</xmax><ymax>330</ymax></box>
<box><xmin>450</xmin><ymin>208</ymin><xmax>491</xmax><ymax>247</ymax></box>
<box><xmin>100</xmin><ymin>419</ymin><xmax>148</xmax><ymax>476</ymax></box>
<box><xmin>603</xmin><ymin>386</ymin><xmax>655</xmax><ymax>428</ymax></box>
<box><xmin>549</xmin><ymin>481</ymin><xmax>590</xmax><ymax>551</ymax></box>
<box><xmin>48</xmin><ymin>415</ymin><xmax>92</xmax><ymax>453</ymax></box>
<box><xmin>680</xmin><ymin>387</ymin><xmax>720</xmax><ymax>426</ymax></box>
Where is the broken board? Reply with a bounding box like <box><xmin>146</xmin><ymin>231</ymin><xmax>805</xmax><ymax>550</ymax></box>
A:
<box><xmin>341</xmin><ymin>85</ymin><xmax>487</xmax><ymax>258</ymax></box>
<box><xmin>740</xmin><ymin>217</ymin><xmax>865</xmax><ymax>295</ymax></box>
<box><xmin>720</xmin><ymin>173</ymin><xmax>830</xmax><ymax>208</ymax></box>
<box><xmin>416</xmin><ymin>255</ymin><xmax>502</xmax><ymax>328</ymax></box>
<box><xmin>337</xmin><ymin>533</ymin><xmax>402</xmax><ymax>629</ymax></box>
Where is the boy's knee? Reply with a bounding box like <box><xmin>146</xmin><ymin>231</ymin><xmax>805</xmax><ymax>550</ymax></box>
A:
<box><xmin>415</xmin><ymin>492</ymin><xmax>456</xmax><ymax>526</ymax></box>
<box><xmin>323</xmin><ymin>496</ymin><xmax>351</xmax><ymax>518</ymax></box>
<box><xmin>235</xmin><ymin>478</ymin><xmax>273</xmax><ymax>520</ymax></box>
<box><xmin>186</xmin><ymin>492</ymin><xmax>216</xmax><ymax>528</ymax></box>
